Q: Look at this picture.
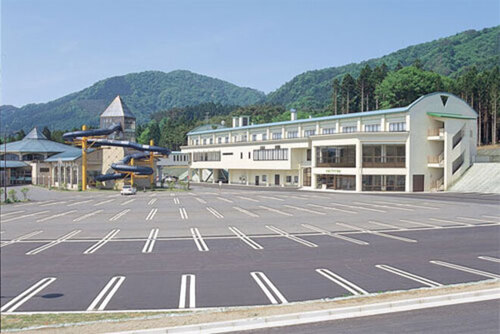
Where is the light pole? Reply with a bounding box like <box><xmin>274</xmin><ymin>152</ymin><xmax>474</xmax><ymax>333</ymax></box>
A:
<box><xmin>3</xmin><ymin>126</ymin><xmax>8</xmax><ymax>202</ymax></box>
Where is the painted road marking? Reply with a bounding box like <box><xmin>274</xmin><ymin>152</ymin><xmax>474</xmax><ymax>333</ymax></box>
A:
<box><xmin>93</xmin><ymin>199</ymin><xmax>114</xmax><ymax>206</ymax></box>
<box><xmin>40</xmin><ymin>201</ymin><xmax>67</xmax><ymax>207</ymax></box>
<box><xmin>229</xmin><ymin>226</ymin><xmax>263</xmax><ymax>250</ymax></box>
<box><xmin>87</xmin><ymin>276</ymin><xmax>126</xmax><ymax>311</ymax></box>
<box><xmin>373</xmin><ymin>201</ymin><xmax>439</xmax><ymax>210</ymax></box>
<box><xmin>259</xmin><ymin>205</ymin><xmax>293</xmax><ymax>217</ymax></box>
<box><xmin>316</xmin><ymin>269</ymin><xmax>369</xmax><ymax>295</ymax></box>
<box><xmin>191</xmin><ymin>228</ymin><xmax>209</xmax><ymax>252</ymax></box>
<box><xmin>83</xmin><ymin>229</ymin><xmax>120</xmax><ymax>254</ymax></box>
<box><xmin>149</xmin><ymin>193</ymin><xmax>156</xmax><ymax>197</ymax></box>
<box><xmin>429</xmin><ymin>218</ymin><xmax>473</xmax><ymax>227</ymax></box>
<box><xmin>0</xmin><ymin>277</ymin><xmax>57</xmax><ymax>313</ymax></box>
<box><xmin>0</xmin><ymin>210</ymin><xmax>25</xmax><ymax>217</ymax></box>
<box><xmin>336</xmin><ymin>222</ymin><xmax>416</xmax><ymax>243</ymax></box>
<box><xmin>195</xmin><ymin>197</ymin><xmax>207</xmax><ymax>204</ymax></box>
<box><xmin>259</xmin><ymin>195</ymin><xmax>284</xmax><ymax>201</ymax></box>
<box><xmin>73</xmin><ymin>210</ymin><xmax>103</xmax><ymax>222</ymax></box>
<box><xmin>109</xmin><ymin>209</ymin><xmax>131</xmax><ymax>222</ymax></box>
<box><xmin>2</xmin><ymin>211</ymin><xmax>50</xmax><ymax>223</ymax></box>
<box><xmin>283</xmin><ymin>204</ymin><xmax>326</xmax><ymax>215</ymax></box>
<box><xmin>146</xmin><ymin>208</ymin><xmax>158</xmax><ymax>221</ymax></box>
<box><xmin>206</xmin><ymin>207</ymin><xmax>224</xmax><ymax>219</ymax></box>
<box><xmin>478</xmin><ymin>256</ymin><xmax>500</xmax><ymax>263</ymax></box>
<box><xmin>147</xmin><ymin>198</ymin><xmax>157</xmax><ymax>205</ymax></box>
<box><xmin>331</xmin><ymin>202</ymin><xmax>385</xmax><ymax>213</ymax></box>
<box><xmin>121</xmin><ymin>199</ymin><xmax>135</xmax><ymax>206</ymax></box>
<box><xmin>376</xmin><ymin>264</ymin><xmax>442</xmax><ymax>288</ymax></box>
<box><xmin>217</xmin><ymin>196</ymin><xmax>233</xmax><ymax>203</ymax></box>
<box><xmin>179</xmin><ymin>208</ymin><xmax>188</xmax><ymax>220</ymax></box>
<box><xmin>237</xmin><ymin>196</ymin><xmax>259</xmax><ymax>203</ymax></box>
<box><xmin>36</xmin><ymin>210</ymin><xmax>77</xmax><ymax>223</ymax></box>
<box><xmin>456</xmin><ymin>216</ymin><xmax>497</xmax><ymax>223</ymax></box>
<box><xmin>142</xmin><ymin>228</ymin><xmax>159</xmax><ymax>253</ymax></box>
<box><xmin>0</xmin><ymin>230</ymin><xmax>43</xmax><ymax>248</ymax></box>
<box><xmin>251</xmin><ymin>272</ymin><xmax>288</xmax><ymax>305</ymax></box>
<box><xmin>179</xmin><ymin>274</ymin><xmax>196</xmax><ymax>309</ymax></box>
<box><xmin>399</xmin><ymin>219</ymin><xmax>442</xmax><ymax>229</ymax></box>
<box><xmin>173</xmin><ymin>197</ymin><xmax>180</xmax><ymax>204</ymax></box>
<box><xmin>301</xmin><ymin>224</ymin><xmax>368</xmax><ymax>245</ymax></box>
<box><xmin>430</xmin><ymin>260</ymin><xmax>500</xmax><ymax>279</ymax></box>
<box><xmin>336</xmin><ymin>222</ymin><xmax>367</xmax><ymax>232</ymax></box>
<box><xmin>353</xmin><ymin>201</ymin><xmax>413</xmax><ymax>211</ymax></box>
<box><xmin>26</xmin><ymin>230</ymin><xmax>81</xmax><ymax>255</ymax></box>
<box><xmin>368</xmin><ymin>220</ymin><xmax>401</xmax><ymax>230</ymax></box>
<box><xmin>266</xmin><ymin>225</ymin><xmax>318</xmax><ymax>247</ymax></box>
<box><xmin>67</xmin><ymin>199</ymin><xmax>93</xmax><ymax>207</ymax></box>
<box><xmin>482</xmin><ymin>215</ymin><xmax>500</xmax><ymax>220</ymax></box>
<box><xmin>307</xmin><ymin>203</ymin><xmax>356</xmax><ymax>214</ymax></box>
<box><xmin>233</xmin><ymin>206</ymin><xmax>259</xmax><ymax>218</ymax></box>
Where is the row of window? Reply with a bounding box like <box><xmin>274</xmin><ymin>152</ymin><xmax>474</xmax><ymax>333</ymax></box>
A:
<box><xmin>253</xmin><ymin>148</ymin><xmax>289</xmax><ymax>161</ymax></box>
<box><xmin>172</xmin><ymin>155</ymin><xmax>189</xmax><ymax>162</ymax></box>
<box><xmin>191</xmin><ymin>122</ymin><xmax>407</xmax><ymax>146</ymax></box>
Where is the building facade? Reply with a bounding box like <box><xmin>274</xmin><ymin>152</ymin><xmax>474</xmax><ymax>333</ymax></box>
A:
<box><xmin>181</xmin><ymin>93</ymin><xmax>477</xmax><ymax>192</ymax></box>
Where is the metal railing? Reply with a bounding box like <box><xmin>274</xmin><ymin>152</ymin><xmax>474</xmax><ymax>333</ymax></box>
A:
<box><xmin>362</xmin><ymin>156</ymin><xmax>405</xmax><ymax>168</ymax></box>
<box><xmin>427</xmin><ymin>152</ymin><xmax>444</xmax><ymax>164</ymax></box>
<box><xmin>427</xmin><ymin>128</ymin><xmax>444</xmax><ymax>137</ymax></box>
<box><xmin>316</xmin><ymin>157</ymin><xmax>356</xmax><ymax>168</ymax></box>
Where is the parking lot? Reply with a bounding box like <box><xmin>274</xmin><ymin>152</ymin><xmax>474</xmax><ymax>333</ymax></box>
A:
<box><xmin>1</xmin><ymin>186</ymin><xmax>499</xmax><ymax>313</ymax></box>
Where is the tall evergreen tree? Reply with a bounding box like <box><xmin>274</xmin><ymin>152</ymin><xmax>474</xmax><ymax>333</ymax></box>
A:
<box><xmin>357</xmin><ymin>65</ymin><xmax>372</xmax><ymax>112</ymax></box>
<box><xmin>331</xmin><ymin>78</ymin><xmax>340</xmax><ymax>115</ymax></box>
<box><xmin>341</xmin><ymin>74</ymin><xmax>356</xmax><ymax>114</ymax></box>
<box><xmin>488</xmin><ymin>66</ymin><xmax>500</xmax><ymax>144</ymax></box>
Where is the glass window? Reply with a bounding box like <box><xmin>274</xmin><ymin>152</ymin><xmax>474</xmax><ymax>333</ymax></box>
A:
<box><xmin>287</xmin><ymin>130</ymin><xmax>298</xmax><ymax>138</ymax></box>
<box><xmin>389</xmin><ymin>122</ymin><xmax>406</xmax><ymax>132</ymax></box>
<box><xmin>262</xmin><ymin>175</ymin><xmax>267</xmax><ymax>182</ymax></box>
<box><xmin>365</xmin><ymin>124</ymin><xmax>380</xmax><ymax>132</ymax></box>
<box><xmin>322</xmin><ymin>127</ymin><xmax>336</xmax><ymax>135</ymax></box>
<box><xmin>294</xmin><ymin>176</ymin><xmax>299</xmax><ymax>183</ymax></box>
<box><xmin>209</xmin><ymin>138</ymin><xmax>213</xmax><ymax>144</ymax></box>
<box><xmin>262</xmin><ymin>133</ymin><xmax>267</xmax><ymax>141</ymax></box>
<box><xmin>342</xmin><ymin>126</ymin><xmax>357</xmax><ymax>133</ymax></box>
<box><xmin>286</xmin><ymin>176</ymin><xmax>292</xmax><ymax>183</ymax></box>
<box><xmin>304</xmin><ymin>129</ymin><xmax>316</xmax><ymax>137</ymax></box>
<box><xmin>252</xmin><ymin>134</ymin><xmax>257</xmax><ymax>141</ymax></box>
<box><xmin>272</xmin><ymin>132</ymin><xmax>282</xmax><ymax>140</ymax></box>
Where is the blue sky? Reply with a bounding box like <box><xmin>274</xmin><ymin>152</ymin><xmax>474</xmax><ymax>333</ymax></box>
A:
<box><xmin>1</xmin><ymin>0</ymin><xmax>498</xmax><ymax>106</ymax></box>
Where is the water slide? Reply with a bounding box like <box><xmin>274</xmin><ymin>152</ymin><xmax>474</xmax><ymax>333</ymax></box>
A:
<box><xmin>63</xmin><ymin>124</ymin><xmax>170</xmax><ymax>182</ymax></box>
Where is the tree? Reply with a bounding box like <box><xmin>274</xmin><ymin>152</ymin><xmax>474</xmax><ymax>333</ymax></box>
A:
<box><xmin>488</xmin><ymin>67</ymin><xmax>500</xmax><ymax>144</ymax></box>
<box><xmin>42</xmin><ymin>126</ymin><xmax>51</xmax><ymax>140</ymax></box>
<box><xmin>372</xmin><ymin>63</ymin><xmax>389</xmax><ymax>109</ymax></box>
<box><xmin>341</xmin><ymin>74</ymin><xmax>357</xmax><ymax>114</ymax></box>
<box><xmin>357</xmin><ymin>65</ymin><xmax>372</xmax><ymax>112</ymax></box>
<box><xmin>331</xmin><ymin>78</ymin><xmax>340</xmax><ymax>115</ymax></box>
<box><xmin>413</xmin><ymin>58</ymin><xmax>423</xmax><ymax>70</ymax></box>
<box><xmin>15</xmin><ymin>130</ymin><xmax>25</xmax><ymax>141</ymax></box>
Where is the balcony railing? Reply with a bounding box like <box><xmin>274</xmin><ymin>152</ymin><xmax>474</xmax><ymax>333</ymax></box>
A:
<box><xmin>427</xmin><ymin>128</ymin><xmax>444</xmax><ymax>137</ymax></box>
<box><xmin>427</xmin><ymin>152</ymin><xmax>444</xmax><ymax>164</ymax></box>
<box><xmin>362</xmin><ymin>156</ymin><xmax>406</xmax><ymax>168</ymax></box>
<box><xmin>316</xmin><ymin>157</ymin><xmax>356</xmax><ymax>168</ymax></box>
<box><xmin>431</xmin><ymin>177</ymin><xmax>444</xmax><ymax>191</ymax></box>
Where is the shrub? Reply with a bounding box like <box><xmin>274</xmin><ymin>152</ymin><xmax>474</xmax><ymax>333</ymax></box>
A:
<box><xmin>20</xmin><ymin>187</ymin><xmax>29</xmax><ymax>201</ymax></box>
<box><xmin>8</xmin><ymin>189</ymin><xmax>17</xmax><ymax>202</ymax></box>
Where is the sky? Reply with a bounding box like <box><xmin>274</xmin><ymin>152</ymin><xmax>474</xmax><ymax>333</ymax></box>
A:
<box><xmin>1</xmin><ymin>0</ymin><xmax>499</xmax><ymax>107</ymax></box>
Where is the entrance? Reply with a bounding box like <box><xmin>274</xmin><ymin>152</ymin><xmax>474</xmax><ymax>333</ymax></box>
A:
<box><xmin>317</xmin><ymin>175</ymin><xmax>356</xmax><ymax>191</ymax></box>
<box><xmin>274</xmin><ymin>174</ymin><xmax>280</xmax><ymax>186</ymax></box>
<box><xmin>255</xmin><ymin>175</ymin><xmax>259</xmax><ymax>186</ymax></box>
<box><xmin>303</xmin><ymin>168</ymin><xmax>311</xmax><ymax>187</ymax></box>
<box><xmin>413</xmin><ymin>175</ymin><xmax>424</xmax><ymax>192</ymax></box>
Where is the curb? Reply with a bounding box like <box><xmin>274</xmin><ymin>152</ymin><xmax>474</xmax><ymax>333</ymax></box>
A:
<box><xmin>109</xmin><ymin>288</ymin><xmax>500</xmax><ymax>334</ymax></box>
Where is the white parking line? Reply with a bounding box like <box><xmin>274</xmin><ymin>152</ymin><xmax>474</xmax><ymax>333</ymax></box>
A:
<box><xmin>146</xmin><ymin>208</ymin><xmax>158</xmax><ymax>221</ymax></box>
<box><xmin>376</xmin><ymin>264</ymin><xmax>442</xmax><ymax>287</ymax></box>
<box><xmin>429</xmin><ymin>218</ymin><xmax>473</xmax><ymax>227</ymax></box>
<box><xmin>206</xmin><ymin>207</ymin><xmax>224</xmax><ymax>219</ymax></box>
<box><xmin>373</xmin><ymin>201</ymin><xmax>439</xmax><ymax>210</ymax></box>
<box><xmin>478</xmin><ymin>256</ymin><xmax>500</xmax><ymax>263</ymax></box>
<box><xmin>40</xmin><ymin>201</ymin><xmax>67</xmax><ymax>207</ymax></box>
<box><xmin>368</xmin><ymin>221</ymin><xmax>401</xmax><ymax>230</ymax></box>
<box><xmin>353</xmin><ymin>201</ymin><xmax>413</xmax><ymax>212</ymax></box>
<box><xmin>259</xmin><ymin>195</ymin><xmax>284</xmax><ymax>201</ymax></box>
<box><xmin>331</xmin><ymin>202</ymin><xmax>385</xmax><ymax>213</ymax></box>
<box><xmin>121</xmin><ymin>199</ymin><xmax>135</xmax><ymax>206</ymax></box>
<box><xmin>237</xmin><ymin>196</ymin><xmax>259</xmax><ymax>202</ymax></box>
<box><xmin>307</xmin><ymin>203</ymin><xmax>356</xmax><ymax>214</ymax></box>
<box><xmin>316</xmin><ymin>269</ymin><xmax>369</xmax><ymax>295</ymax></box>
<box><xmin>195</xmin><ymin>197</ymin><xmax>207</xmax><ymax>204</ymax></box>
<box><xmin>179</xmin><ymin>207</ymin><xmax>188</xmax><ymax>220</ymax></box>
<box><xmin>83</xmin><ymin>229</ymin><xmax>120</xmax><ymax>254</ymax></box>
<box><xmin>283</xmin><ymin>205</ymin><xmax>326</xmax><ymax>215</ymax></box>
<box><xmin>178</xmin><ymin>274</ymin><xmax>196</xmax><ymax>309</ymax></box>
<box><xmin>259</xmin><ymin>205</ymin><xmax>293</xmax><ymax>216</ymax></box>
<box><xmin>68</xmin><ymin>199</ymin><xmax>93</xmax><ymax>207</ymax></box>
<box><xmin>148</xmin><ymin>198</ymin><xmax>157</xmax><ymax>205</ymax></box>
<box><xmin>399</xmin><ymin>219</ymin><xmax>442</xmax><ymax>229</ymax></box>
<box><xmin>217</xmin><ymin>197</ymin><xmax>233</xmax><ymax>203</ymax></box>
<box><xmin>336</xmin><ymin>223</ymin><xmax>417</xmax><ymax>243</ymax></box>
<box><xmin>233</xmin><ymin>206</ymin><xmax>259</xmax><ymax>218</ymax></box>
<box><xmin>109</xmin><ymin>209</ymin><xmax>131</xmax><ymax>222</ymax></box>
<box><xmin>482</xmin><ymin>215</ymin><xmax>500</xmax><ymax>219</ymax></box>
<box><xmin>191</xmin><ymin>228</ymin><xmax>209</xmax><ymax>251</ymax></box>
<box><xmin>229</xmin><ymin>227</ymin><xmax>263</xmax><ymax>250</ymax></box>
<box><xmin>94</xmin><ymin>199</ymin><xmax>114</xmax><ymax>206</ymax></box>
<box><xmin>142</xmin><ymin>228</ymin><xmax>159</xmax><ymax>253</ymax></box>
<box><xmin>26</xmin><ymin>230</ymin><xmax>81</xmax><ymax>255</ymax></box>
<box><xmin>1</xmin><ymin>230</ymin><xmax>43</xmax><ymax>248</ymax></box>
<box><xmin>173</xmin><ymin>197</ymin><xmax>180</xmax><ymax>205</ymax></box>
<box><xmin>73</xmin><ymin>210</ymin><xmax>103</xmax><ymax>222</ymax></box>
<box><xmin>266</xmin><ymin>225</ymin><xmax>318</xmax><ymax>247</ymax></box>
<box><xmin>36</xmin><ymin>210</ymin><xmax>77</xmax><ymax>223</ymax></box>
<box><xmin>87</xmin><ymin>276</ymin><xmax>126</xmax><ymax>311</ymax></box>
<box><xmin>1</xmin><ymin>210</ymin><xmax>25</xmax><ymax>217</ymax></box>
<box><xmin>0</xmin><ymin>277</ymin><xmax>57</xmax><ymax>313</ymax></box>
<box><xmin>301</xmin><ymin>224</ymin><xmax>368</xmax><ymax>245</ymax></box>
<box><xmin>456</xmin><ymin>217</ymin><xmax>498</xmax><ymax>223</ymax></box>
<box><xmin>251</xmin><ymin>272</ymin><xmax>288</xmax><ymax>305</ymax></box>
<box><xmin>430</xmin><ymin>260</ymin><xmax>500</xmax><ymax>279</ymax></box>
<box><xmin>2</xmin><ymin>210</ymin><xmax>50</xmax><ymax>223</ymax></box>
<box><xmin>336</xmin><ymin>222</ymin><xmax>367</xmax><ymax>232</ymax></box>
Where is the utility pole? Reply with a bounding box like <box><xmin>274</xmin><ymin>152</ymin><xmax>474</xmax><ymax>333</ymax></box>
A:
<box><xmin>3</xmin><ymin>128</ymin><xmax>7</xmax><ymax>201</ymax></box>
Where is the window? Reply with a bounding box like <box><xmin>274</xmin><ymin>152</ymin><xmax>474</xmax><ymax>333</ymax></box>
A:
<box><xmin>222</xmin><ymin>152</ymin><xmax>233</xmax><ymax>156</ymax></box>
<box><xmin>248</xmin><ymin>152</ymin><xmax>251</xmax><ymax>159</ymax></box>
<box><xmin>306</xmin><ymin>149</ymin><xmax>311</xmax><ymax>161</ymax></box>
<box><xmin>193</xmin><ymin>152</ymin><xmax>221</xmax><ymax>162</ymax></box>
<box><xmin>262</xmin><ymin>175</ymin><xmax>267</xmax><ymax>182</ymax></box>
<box><xmin>217</xmin><ymin>137</ymin><xmax>222</xmax><ymax>144</ymax></box>
<box><xmin>272</xmin><ymin>132</ymin><xmax>282</xmax><ymax>140</ymax></box>
<box><xmin>294</xmin><ymin>176</ymin><xmax>299</xmax><ymax>183</ymax></box>
<box><xmin>262</xmin><ymin>133</ymin><xmax>268</xmax><ymax>141</ymax></box>
<box><xmin>225</xmin><ymin>136</ymin><xmax>229</xmax><ymax>143</ymax></box>
<box><xmin>203</xmin><ymin>138</ymin><xmax>207</xmax><ymax>145</ymax></box>
<box><xmin>316</xmin><ymin>146</ymin><xmax>356</xmax><ymax>167</ymax></box>
<box><xmin>241</xmin><ymin>135</ymin><xmax>247</xmax><ymax>142</ymax></box>
<box><xmin>365</xmin><ymin>124</ymin><xmax>381</xmax><ymax>132</ymax></box>
<box><xmin>342</xmin><ymin>126</ymin><xmax>357</xmax><ymax>133</ymax></box>
<box><xmin>287</xmin><ymin>130</ymin><xmax>298</xmax><ymax>139</ymax></box>
<box><xmin>195</xmin><ymin>139</ymin><xmax>199</xmax><ymax>145</ymax></box>
<box><xmin>286</xmin><ymin>176</ymin><xmax>292</xmax><ymax>183</ymax></box>
<box><xmin>322</xmin><ymin>127</ymin><xmax>336</xmax><ymax>135</ymax></box>
<box><xmin>389</xmin><ymin>122</ymin><xmax>406</xmax><ymax>132</ymax></box>
<box><xmin>240</xmin><ymin>152</ymin><xmax>243</xmax><ymax>159</ymax></box>
<box><xmin>252</xmin><ymin>134</ymin><xmax>257</xmax><ymax>141</ymax></box>
<box><xmin>40</xmin><ymin>167</ymin><xmax>50</xmax><ymax>173</ymax></box>
<box><xmin>304</xmin><ymin>129</ymin><xmax>316</xmax><ymax>137</ymax></box>
<box><xmin>209</xmin><ymin>138</ymin><xmax>213</xmax><ymax>144</ymax></box>
<box><xmin>253</xmin><ymin>148</ymin><xmax>288</xmax><ymax>161</ymax></box>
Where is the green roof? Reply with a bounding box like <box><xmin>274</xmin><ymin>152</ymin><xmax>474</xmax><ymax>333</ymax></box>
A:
<box><xmin>427</xmin><ymin>112</ymin><xmax>476</xmax><ymax>120</ymax></box>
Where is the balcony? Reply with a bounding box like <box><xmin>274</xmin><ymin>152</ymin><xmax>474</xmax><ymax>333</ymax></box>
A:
<box><xmin>362</xmin><ymin>156</ymin><xmax>406</xmax><ymax>168</ymax></box>
<box><xmin>427</xmin><ymin>152</ymin><xmax>444</xmax><ymax>168</ymax></box>
<box><xmin>427</xmin><ymin>128</ymin><xmax>444</xmax><ymax>140</ymax></box>
<box><xmin>316</xmin><ymin>157</ymin><xmax>355</xmax><ymax>168</ymax></box>
<box><xmin>430</xmin><ymin>177</ymin><xmax>444</xmax><ymax>191</ymax></box>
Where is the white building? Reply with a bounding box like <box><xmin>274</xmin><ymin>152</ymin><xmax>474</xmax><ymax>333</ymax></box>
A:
<box><xmin>181</xmin><ymin>93</ymin><xmax>477</xmax><ymax>192</ymax></box>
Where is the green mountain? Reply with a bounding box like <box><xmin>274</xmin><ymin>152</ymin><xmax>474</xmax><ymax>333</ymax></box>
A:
<box><xmin>0</xmin><ymin>70</ymin><xmax>265</xmax><ymax>132</ymax></box>
<box><xmin>266</xmin><ymin>26</ymin><xmax>500</xmax><ymax>109</ymax></box>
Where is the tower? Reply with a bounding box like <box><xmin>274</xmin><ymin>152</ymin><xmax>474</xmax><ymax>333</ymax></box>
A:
<box><xmin>100</xmin><ymin>96</ymin><xmax>136</xmax><ymax>141</ymax></box>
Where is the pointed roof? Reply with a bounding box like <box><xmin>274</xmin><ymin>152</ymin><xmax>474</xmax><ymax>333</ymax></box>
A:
<box><xmin>24</xmin><ymin>127</ymin><xmax>47</xmax><ymax>140</ymax></box>
<box><xmin>100</xmin><ymin>95</ymin><xmax>135</xmax><ymax>118</ymax></box>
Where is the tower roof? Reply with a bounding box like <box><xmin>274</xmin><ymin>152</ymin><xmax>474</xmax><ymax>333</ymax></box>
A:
<box><xmin>24</xmin><ymin>127</ymin><xmax>47</xmax><ymax>140</ymax></box>
<box><xmin>100</xmin><ymin>96</ymin><xmax>135</xmax><ymax>118</ymax></box>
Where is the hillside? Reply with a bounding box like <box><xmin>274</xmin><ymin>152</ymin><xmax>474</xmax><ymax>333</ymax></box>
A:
<box><xmin>267</xmin><ymin>26</ymin><xmax>500</xmax><ymax>109</ymax></box>
<box><xmin>0</xmin><ymin>70</ymin><xmax>265</xmax><ymax>132</ymax></box>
